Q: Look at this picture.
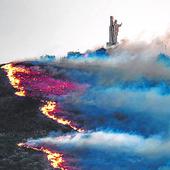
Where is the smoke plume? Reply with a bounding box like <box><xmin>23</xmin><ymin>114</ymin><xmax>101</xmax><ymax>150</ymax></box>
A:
<box><xmin>7</xmin><ymin>32</ymin><xmax>170</xmax><ymax>169</ymax></box>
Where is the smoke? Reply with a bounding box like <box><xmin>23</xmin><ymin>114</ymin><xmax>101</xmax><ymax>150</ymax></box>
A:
<box><xmin>24</xmin><ymin>131</ymin><xmax>170</xmax><ymax>170</ymax></box>
<box><xmin>25</xmin><ymin>131</ymin><xmax>170</xmax><ymax>157</ymax></box>
<box><xmin>13</xmin><ymin>32</ymin><xmax>170</xmax><ymax>169</ymax></box>
<box><xmin>37</xmin><ymin>53</ymin><xmax>170</xmax><ymax>136</ymax></box>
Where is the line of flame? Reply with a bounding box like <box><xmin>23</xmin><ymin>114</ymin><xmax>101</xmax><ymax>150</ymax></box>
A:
<box><xmin>1</xmin><ymin>64</ymin><xmax>85</xmax><ymax>132</ymax></box>
<box><xmin>1</xmin><ymin>64</ymin><xmax>29</xmax><ymax>96</ymax></box>
<box><xmin>40</xmin><ymin>101</ymin><xmax>84</xmax><ymax>133</ymax></box>
<box><xmin>2</xmin><ymin>64</ymin><xmax>84</xmax><ymax>169</ymax></box>
<box><xmin>17</xmin><ymin>143</ymin><xmax>66</xmax><ymax>170</ymax></box>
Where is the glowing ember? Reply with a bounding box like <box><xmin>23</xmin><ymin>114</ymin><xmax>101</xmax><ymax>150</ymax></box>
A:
<box><xmin>40</xmin><ymin>101</ymin><xmax>84</xmax><ymax>133</ymax></box>
<box><xmin>1</xmin><ymin>64</ymin><xmax>30</xmax><ymax>96</ymax></box>
<box><xmin>17</xmin><ymin>143</ymin><xmax>66</xmax><ymax>170</ymax></box>
<box><xmin>2</xmin><ymin>63</ymin><xmax>85</xmax><ymax>168</ymax></box>
<box><xmin>1</xmin><ymin>63</ymin><xmax>86</xmax><ymax>98</ymax></box>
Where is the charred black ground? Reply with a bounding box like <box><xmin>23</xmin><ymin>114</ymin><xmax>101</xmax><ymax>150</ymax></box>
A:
<box><xmin>0</xmin><ymin>65</ymin><xmax>69</xmax><ymax>170</ymax></box>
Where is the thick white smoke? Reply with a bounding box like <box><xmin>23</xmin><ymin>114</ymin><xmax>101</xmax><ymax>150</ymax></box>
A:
<box><xmin>19</xmin><ymin>32</ymin><xmax>170</xmax><ymax>170</ymax></box>
<box><xmin>26</xmin><ymin>131</ymin><xmax>170</xmax><ymax>158</ymax></box>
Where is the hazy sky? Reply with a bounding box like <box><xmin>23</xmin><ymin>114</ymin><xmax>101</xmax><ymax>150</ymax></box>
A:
<box><xmin>0</xmin><ymin>0</ymin><xmax>170</xmax><ymax>63</ymax></box>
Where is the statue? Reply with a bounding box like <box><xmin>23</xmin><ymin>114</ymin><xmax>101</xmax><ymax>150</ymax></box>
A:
<box><xmin>113</xmin><ymin>19</ymin><xmax>122</xmax><ymax>45</ymax></box>
<box><xmin>107</xmin><ymin>16</ymin><xmax>122</xmax><ymax>46</ymax></box>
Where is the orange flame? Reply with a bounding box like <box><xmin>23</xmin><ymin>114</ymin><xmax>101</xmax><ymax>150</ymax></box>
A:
<box><xmin>1</xmin><ymin>64</ymin><xmax>29</xmax><ymax>96</ymax></box>
<box><xmin>17</xmin><ymin>143</ymin><xmax>66</xmax><ymax>170</ymax></box>
<box><xmin>40</xmin><ymin>101</ymin><xmax>84</xmax><ymax>133</ymax></box>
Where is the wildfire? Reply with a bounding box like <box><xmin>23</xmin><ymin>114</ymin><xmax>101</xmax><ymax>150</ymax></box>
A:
<box><xmin>40</xmin><ymin>101</ymin><xmax>84</xmax><ymax>133</ymax></box>
<box><xmin>17</xmin><ymin>143</ymin><xmax>66</xmax><ymax>170</ymax></box>
<box><xmin>1</xmin><ymin>64</ymin><xmax>30</xmax><ymax>96</ymax></box>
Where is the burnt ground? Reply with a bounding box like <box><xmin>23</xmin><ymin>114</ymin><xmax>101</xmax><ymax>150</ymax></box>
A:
<box><xmin>0</xmin><ymin>67</ymin><xmax>68</xmax><ymax>170</ymax></box>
